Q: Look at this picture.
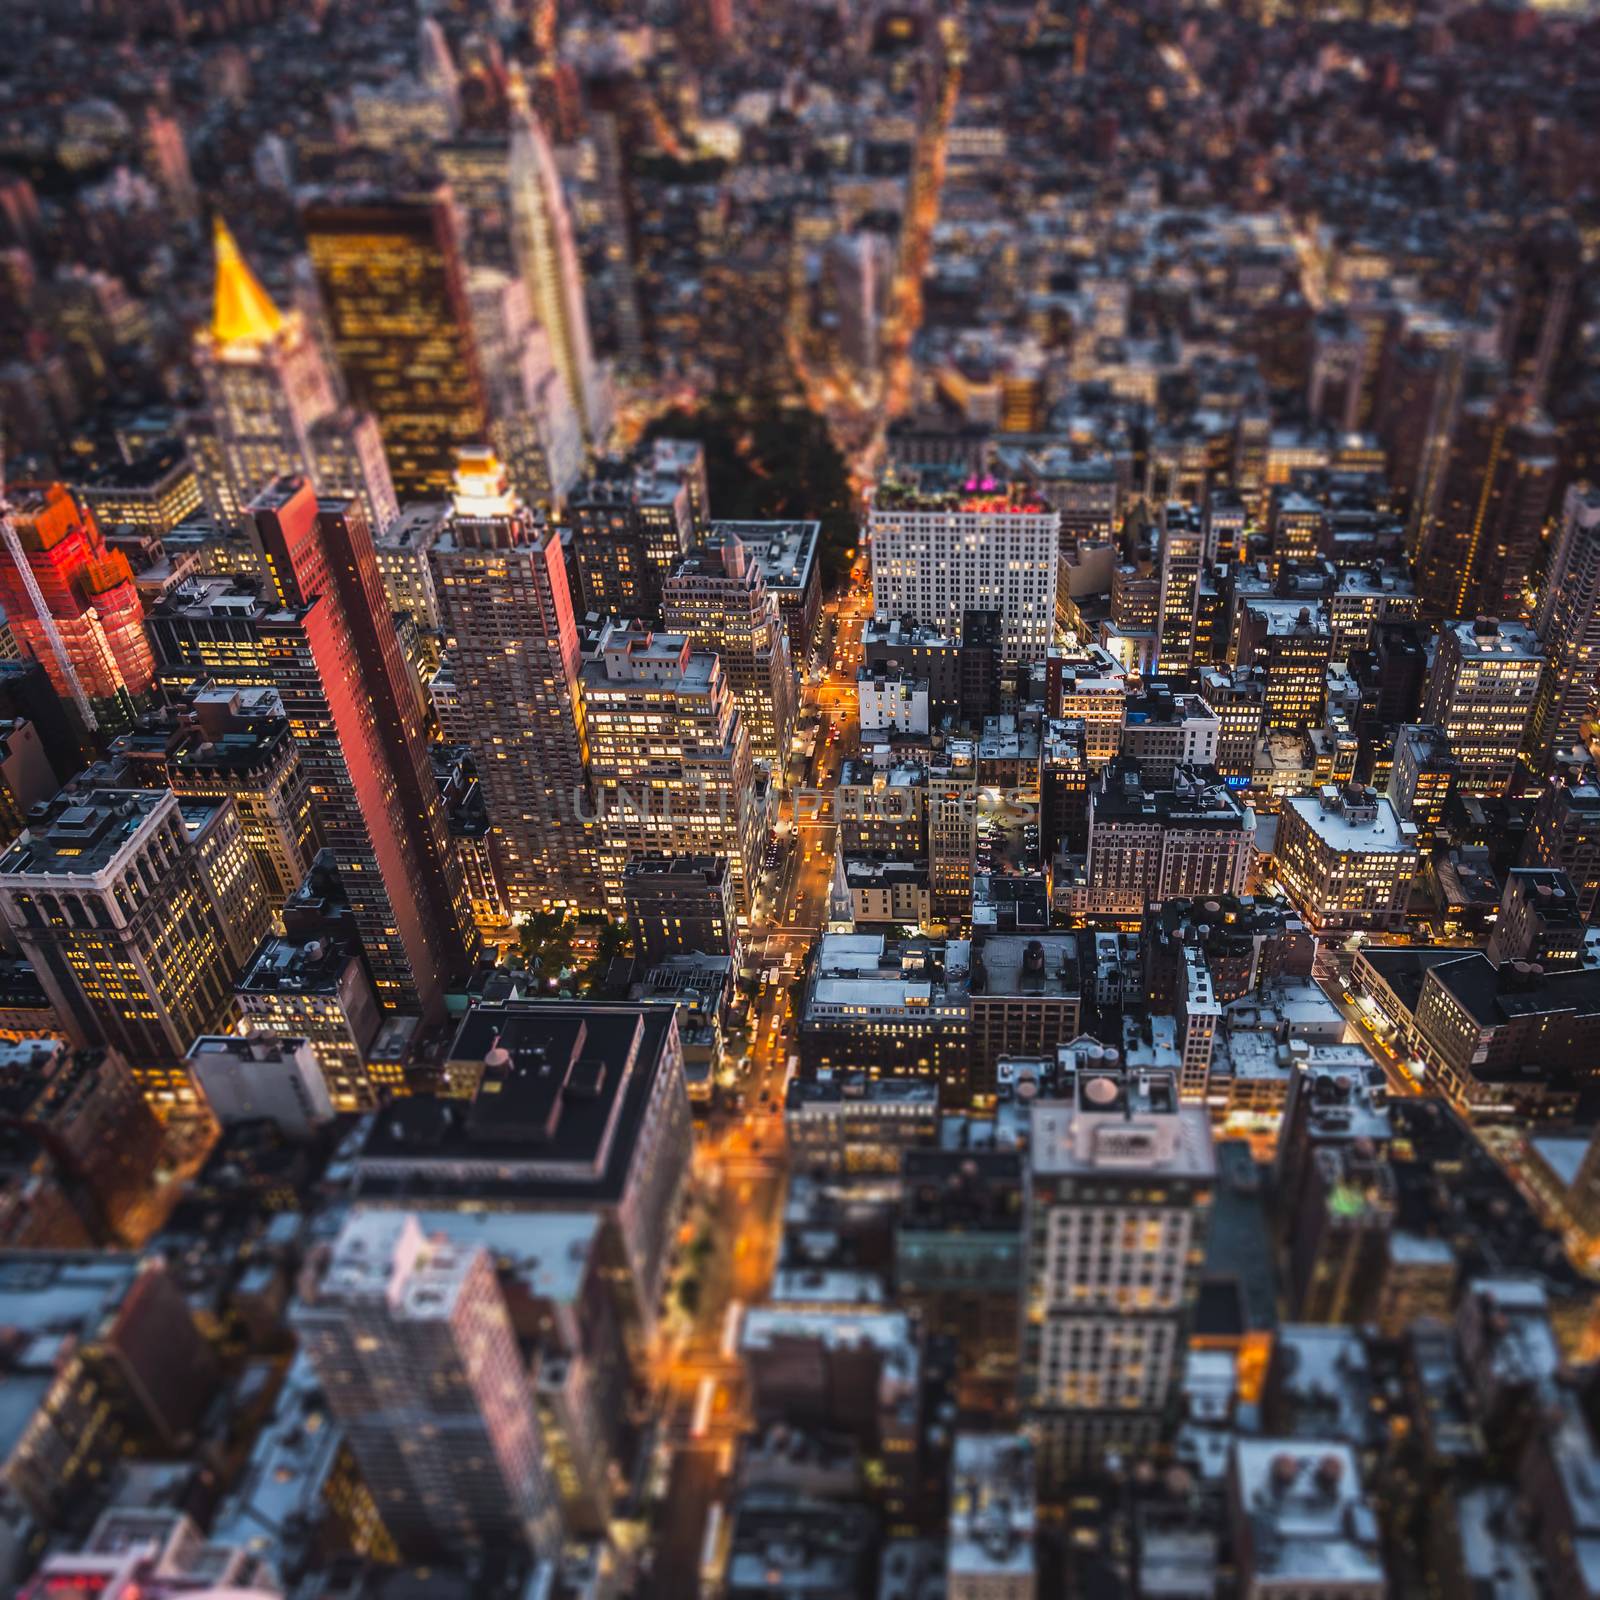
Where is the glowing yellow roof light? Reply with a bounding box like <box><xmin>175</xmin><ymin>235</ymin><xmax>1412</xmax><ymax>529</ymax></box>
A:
<box><xmin>211</xmin><ymin>214</ymin><xmax>284</xmax><ymax>345</ymax></box>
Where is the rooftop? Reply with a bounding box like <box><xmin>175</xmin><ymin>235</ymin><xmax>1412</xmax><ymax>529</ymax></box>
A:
<box><xmin>0</xmin><ymin>788</ymin><xmax>174</xmax><ymax>880</ymax></box>
<box><xmin>237</xmin><ymin>929</ymin><xmax>361</xmax><ymax>996</ymax></box>
<box><xmin>713</xmin><ymin>519</ymin><xmax>819</xmax><ymax>591</ymax></box>
<box><xmin>1285</xmin><ymin>785</ymin><xmax>1415</xmax><ymax>854</ymax></box>
<box><xmin>1030</xmin><ymin>1068</ymin><xmax>1214</xmax><ymax>1179</ymax></box>
<box><xmin>949</xmin><ymin>1434</ymin><xmax>1035</xmax><ymax>1579</ymax></box>
<box><xmin>1231</xmin><ymin>1439</ymin><xmax>1383</xmax><ymax>1588</ymax></box>
<box><xmin>1093</xmin><ymin>761</ymin><xmax>1253</xmax><ymax>830</ymax></box>
<box><xmin>1444</xmin><ymin>616</ymin><xmax>1543</xmax><ymax>663</ymax></box>
<box><xmin>354</xmin><ymin>1001</ymin><xmax>679</xmax><ymax>1205</ymax></box>
<box><xmin>970</xmin><ymin>932</ymin><xmax>1079</xmax><ymax>998</ymax></box>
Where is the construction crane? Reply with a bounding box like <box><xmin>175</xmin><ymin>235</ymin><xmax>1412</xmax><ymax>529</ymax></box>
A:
<box><xmin>0</xmin><ymin>426</ymin><xmax>98</xmax><ymax>731</ymax></box>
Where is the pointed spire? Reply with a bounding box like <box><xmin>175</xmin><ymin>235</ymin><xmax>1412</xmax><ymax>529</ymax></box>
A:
<box><xmin>211</xmin><ymin>214</ymin><xmax>284</xmax><ymax>346</ymax></box>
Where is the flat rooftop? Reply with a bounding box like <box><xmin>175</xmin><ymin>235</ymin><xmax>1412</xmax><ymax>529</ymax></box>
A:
<box><xmin>971</xmin><ymin>932</ymin><xmax>1079</xmax><ymax>998</ymax></box>
<box><xmin>713</xmin><ymin>519</ymin><xmax>819</xmax><ymax>591</ymax></box>
<box><xmin>1285</xmin><ymin>788</ymin><xmax>1413</xmax><ymax>853</ymax></box>
<box><xmin>0</xmin><ymin>788</ymin><xmax>178</xmax><ymax>879</ymax></box>
<box><xmin>354</xmin><ymin>1002</ymin><xmax>679</xmax><ymax>1205</ymax></box>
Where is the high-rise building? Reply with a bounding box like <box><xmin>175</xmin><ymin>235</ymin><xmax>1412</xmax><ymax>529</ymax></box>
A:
<box><xmin>466</xmin><ymin>266</ymin><xmax>584</xmax><ymax>505</ymax></box>
<box><xmin>1386</xmin><ymin>724</ymin><xmax>1456</xmax><ymax>853</ymax></box>
<box><xmin>663</xmin><ymin>530</ymin><xmax>795</xmax><ymax>773</ymax></box>
<box><xmin>305</xmin><ymin>191</ymin><xmax>490</xmax><ymax>498</ymax></box>
<box><xmin>1079</xmin><ymin>761</ymin><xmax>1255</xmax><ymax>917</ymax></box>
<box><xmin>928</xmin><ymin>739</ymin><xmax>978</xmax><ymax>924</ymax></box>
<box><xmin>235</xmin><ymin>852</ymin><xmax>386</xmax><ymax>1110</ymax></box>
<box><xmin>1199</xmin><ymin>666</ymin><xmax>1268</xmax><ymax>779</ymax></box>
<box><xmin>1485</xmin><ymin>867</ymin><xmax>1588</xmax><ymax>970</ymax></box>
<box><xmin>1048</xmin><ymin>643</ymin><xmax>1129</xmax><ymax>764</ymax></box>
<box><xmin>1421</xmin><ymin>617</ymin><xmax>1543</xmax><ymax>796</ymax></box>
<box><xmin>727</xmin><ymin>518</ymin><xmax>821</xmax><ymax>669</ymax></box>
<box><xmin>623</xmin><ymin>853</ymin><xmax>737</xmax><ymax>965</ymax></box>
<box><xmin>947</xmin><ymin>1434</ymin><xmax>1036</xmax><ymax>1600</ymax></box>
<box><xmin>799</xmin><ymin>932</ymin><xmax>972</xmax><ymax>1102</ymax></box>
<box><xmin>509</xmin><ymin>87</ymin><xmax>607</xmax><ymax>444</ymax></box>
<box><xmin>111</xmin><ymin>683</ymin><xmax>317</xmax><ymax>904</ymax></box>
<box><xmin>1276</xmin><ymin>784</ymin><xmax>1420</xmax><ymax>933</ymax></box>
<box><xmin>353</xmin><ymin>999</ymin><xmax>693</xmax><ymax>1348</ymax></box>
<box><xmin>1230</xmin><ymin>600</ymin><xmax>1331</xmax><ymax>732</ymax></box>
<box><xmin>0</xmin><ymin>1255</ymin><xmax>216</xmax><ymax>1529</ymax></box>
<box><xmin>0</xmin><ymin>482</ymin><xmax>155</xmax><ymax>730</ymax></box>
<box><xmin>1414</xmin><ymin>390</ymin><xmax>1557</xmax><ymax>620</ymax></box>
<box><xmin>0</xmin><ymin>787</ymin><xmax>268</xmax><ymax>1089</ymax></box>
<box><xmin>293</xmin><ymin>1210</ymin><xmax>562</xmax><ymax>1560</ymax></box>
<box><xmin>1023</xmin><ymin>1066</ymin><xmax>1214</xmax><ymax>1485</ymax></box>
<box><xmin>1228</xmin><ymin>1442</ymin><xmax>1386</xmax><ymax>1600</ymax></box>
<box><xmin>1041</xmin><ymin>720</ymin><xmax>1091</xmax><ymax>857</ymax></box>
<box><xmin>1118</xmin><ymin>687</ymin><xmax>1220</xmax><ymax>786</ymax></box>
<box><xmin>248</xmin><ymin>480</ymin><xmax>476</xmax><ymax>1015</ymax></box>
<box><xmin>21</xmin><ymin>1509</ymin><xmax>279</xmax><ymax>1600</ymax></box>
<box><xmin>827</xmin><ymin>232</ymin><xmax>883</xmax><ymax>378</ymax></box>
<box><xmin>1155</xmin><ymin>503</ymin><xmax>1204</xmax><ymax>672</ymax></box>
<box><xmin>192</xmin><ymin>217</ymin><xmax>398</xmax><ymax>536</ymax></box>
<box><xmin>567</xmin><ymin>460</ymin><xmax>695</xmax><ymax>625</ymax></box>
<box><xmin>1376</xmin><ymin>312</ymin><xmax>1467</xmax><ymax>541</ymax></box>
<box><xmin>0</xmin><ymin>657</ymin><xmax>90</xmax><ymax>787</ymax></box>
<box><xmin>1529</xmin><ymin>487</ymin><xmax>1600</xmax><ymax>768</ymax></box>
<box><xmin>431</xmin><ymin>745</ymin><xmax>511</xmax><ymax>938</ymax></box>
<box><xmin>870</xmin><ymin>478</ymin><xmax>1060</xmax><ymax>663</ymax></box>
<box><xmin>0</xmin><ymin>1037</ymin><xmax>165</xmax><ymax>1249</ymax></box>
<box><xmin>579</xmin><ymin>620</ymin><xmax>761</xmax><ymax>910</ymax></box>
<box><xmin>427</xmin><ymin>450</ymin><xmax>594</xmax><ymax>908</ymax></box>
<box><xmin>968</xmin><ymin>933</ymin><xmax>1082</xmax><ymax>1103</ymax></box>
<box><xmin>1520</xmin><ymin>780</ymin><xmax>1600</xmax><ymax>919</ymax></box>
<box><xmin>0</xmin><ymin>716</ymin><xmax>59</xmax><ymax>849</ymax></box>
<box><xmin>73</xmin><ymin>435</ymin><xmax>202</xmax><ymax>538</ymax></box>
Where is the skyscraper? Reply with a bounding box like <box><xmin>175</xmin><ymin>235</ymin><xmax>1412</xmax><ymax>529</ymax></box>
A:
<box><xmin>466</xmin><ymin>267</ymin><xmax>584</xmax><ymax>505</ymax></box>
<box><xmin>305</xmin><ymin>192</ymin><xmax>491</xmax><ymax>498</ymax></box>
<box><xmin>509</xmin><ymin>81</ymin><xmax>607</xmax><ymax>444</ymax></box>
<box><xmin>579</xmin><ymin>620</ymin><xmax>761</xmax><ymax>910</ymax></box>
<box><xmin>193</xmin><ymin>217</ymin><xmax>397</xmax><ymax>535</ymax></box>
<box><xmin>0</xmin><ymin>787</ymin><xmax>268</xmax><ymax>1091</ymax></box>
<box><xmin>1414</xmin><ymin>389</ymin><xmax>1558</xmax><ymax>620</ymax></box>
<box><xmin>427</xmin><ymin>449</ymin><xmax>595</xmax><ymax>909</ymax></box>
<box><xmin>111</xmin><ymin>683</ymin><xmax>318</xmax><ymax>905</ymax></box>
<box><xmin>1023</xmin><ymin>1064</ymin><xmax>1214</xmax><ymax>1486</ymax></box>
<box><xmin>869</xmin><ymin>478</ymin><xmax>1060</xmax><ymax>663</ymax></box>
<box><xmin>249</xmin><ymin>479</ymin><xmax>476</xmax><ymax>1017</ymax></box>
<box><xmin>293</xmin><ymin>1210</ymin><xmax>562</xmax><ymax>1560</ymax></box>
<box><xmin>567</xmin><ymin>460</ymin><xmax>695</xmax><ymax>625</ymax></box>
<box><xmin>663</xmin><ymin>530</ymin><xmax>795</xmax><ymax>774</ymax></box>
<box><xmin>1529</xmin><ymin>486</ymin><xmax>1600</xmax><ymax>768</ymax></box>
<box><xmin>0</xmin><ymin>483</ymin><xmax>155</xmax><ymax>731</ymax></box>
<box><xmin>1421</xmin><ymin>617</ymin><xmax>1544</xmax><ymax>796</ymax></box>
<box><xmin>1154</xmin><ymin>502</ymin><xmax>1204</xmax><ymax>673</ymax></box>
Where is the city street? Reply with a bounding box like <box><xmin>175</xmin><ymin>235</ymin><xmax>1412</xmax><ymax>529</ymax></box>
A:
<box><xmin>1314</xmin><ymin>971</ymin><xmax>1425</xmax><ymax>1099</ymax></box>
<box><xmin>644</xmin><ymin>553</ymin><xmax>870</xmax><ymax>1597</ymax></box>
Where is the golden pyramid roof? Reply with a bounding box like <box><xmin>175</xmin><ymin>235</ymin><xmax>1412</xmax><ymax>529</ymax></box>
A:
<box><xmin>211</xmin><ymin>214</ymin><xmax>284</xmax><ymax>345</ymax></box>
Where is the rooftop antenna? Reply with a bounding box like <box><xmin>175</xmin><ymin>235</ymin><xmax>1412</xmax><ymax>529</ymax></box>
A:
<box><xmin>0</xmin><ymin>425</ymin><xmax>99</xmax><ymax>730</ymax></box>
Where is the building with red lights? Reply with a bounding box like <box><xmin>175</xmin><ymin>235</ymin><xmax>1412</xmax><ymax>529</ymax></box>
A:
<box><xmin>249</xmin><ymin>478</ymin><xmax>478</xmax><ymax>1019</ymax></box>
<box><xmin>869</xmin><ymin>475</ymin><xmax>1059</xmax><ymax>662</ymax></box>
<box><xmin>0</xmin><ymin>483</ymin><xmax>155</xmax><ymax>729</ymax></box>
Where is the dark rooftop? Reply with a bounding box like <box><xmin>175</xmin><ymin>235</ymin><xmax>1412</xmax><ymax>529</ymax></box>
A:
<box><xmin>354</xmin><ymin>1002</ymin><xmax>679</xmax><ymax>1205</ymax></box>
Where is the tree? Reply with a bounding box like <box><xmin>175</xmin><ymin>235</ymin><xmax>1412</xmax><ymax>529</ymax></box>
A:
<box><xmin>642</xmin><ymin>389</ymin><xmax>857</xmax><ymax>591</ymax></box>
